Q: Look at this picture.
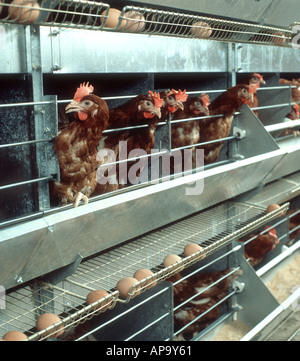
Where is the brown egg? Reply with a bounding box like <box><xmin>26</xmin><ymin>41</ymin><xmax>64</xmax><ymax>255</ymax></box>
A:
<box><xmin>163</xmin><ymin>254</ymin><xmax>184</xmax><ymax>272</ymax></box>
<box><xmin>184</xmin><ymin>243</ymin><xmax>206</xmax><ymax>259</ymax></box>
<box><xmin>190</xmin><ymin>21</ymin><xmax>212</xmax><ymax>38</ymax></box>
<box><xmin>36</xmin><ymin>313</ymin><xmax>64</xmax><ymax>338</ymax></box>
<box><xmin>86</xmin><ymin>290</ymin><xmax>111</xmax><ymax>311</ymax></box>
<box><xmin>9</xmin><ymin>0</ymin><xmax>40</xmax><ymax>24</ymax></box>
<box><xmin>120</xmin><ymin>11</ymin><xmax>145</xmax><ymax>32</ymax></box>
<box><xmin>267</xmin><ymin>203</ymin><xmax>284</xmax><ymax>216</ymax></box>
<box><xmin>116</xmin><ymin>277</ymin><xmax>141</xmax><ymax>298</ymax></box>
<box><xmin>133</xmin><ymin>268</ymin><xmax>157</xmax><ymax>289</ymax></box>
<box><xmin>3</xmin><ymin>330</ymin><xmax>27</xmax><ymax>341</ymax></box>
<box><xmin>272</xmin><ymin>31</ymin><xmax>286</xmax><ymax>45</ymax></box>
<box><xmin>101</xmin><ymin>8</ymin><xmax>122</xmax><ymax>28</ymax></box>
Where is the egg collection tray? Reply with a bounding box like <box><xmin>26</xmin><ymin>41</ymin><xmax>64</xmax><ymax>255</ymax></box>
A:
<box><xmin>0</xmin><ymin>1</ymin><xmax>293</xmax><ymax>48</ymax></box>
<box><xmin>0</xmin><ymin>201</ymin><xmax>289</xmax><ymax>340</ymax></box>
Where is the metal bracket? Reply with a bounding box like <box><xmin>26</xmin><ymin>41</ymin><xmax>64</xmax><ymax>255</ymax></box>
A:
<box><xmin>232</xmin><ymin>280</ymin><xmax>245</xmax><ymax>293</ymax></box>
<box><xmin>233</xmin><ymin>126</ymin><xmax>247</xmax><ymax>139</ymax></box>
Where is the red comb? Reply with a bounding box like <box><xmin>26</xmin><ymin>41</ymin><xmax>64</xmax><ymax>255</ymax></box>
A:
<box><xmin>149</xmin><ymin>91</ymin><xmax>163</xmax><ymax>108</ymax></box>
<box><xmin>253</xmin><ymin>73</ymin><xmax>263</xmax><ymax>79</ymax></box>
<box><xmin>166</xmin><ymin>89</ymin><xmax>188</xmax><ymax>102</ymax></box>
<box><xmin>73</xmin><ymin>82</ymin><xmax>94</xmax><ymax>102</ymax></box>
<box><xmin>201</xmin><ymin>93</ymin><xmax>210</xmax><ymax>107</ymax></box>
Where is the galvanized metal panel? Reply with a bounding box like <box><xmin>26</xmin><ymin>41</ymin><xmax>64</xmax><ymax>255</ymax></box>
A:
<box><xmin>237</xmin><ymin>43</ymin><xmax>300</xmax><ymax>73</ymax></box>
<box><xmin>0</xmin><ymin>24</ymin><xmax>27</xmax><ymax>74</ymax></box>
<box><xmin>264</xmin><ymin>143</ymin><xmax>300</xmax><ymax>184</ymax></box>
<box><xmin>40</xmin><ymin>27</ymin><xmax>228</xmax><ymax>74</ymax></box>
<box><xmin>234</xmin><ymin>244</ymin><xmax>280</xmax><ymax>329</ymax></box>
<box><xmin>235</xmin><ymin>105</ymin><xmax>280</xmax><ymax>159</ymax></box>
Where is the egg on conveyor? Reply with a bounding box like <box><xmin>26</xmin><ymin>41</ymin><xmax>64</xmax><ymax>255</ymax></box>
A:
<box><xmin>184</xmin><ymin>243</ymin><xmax>206</xmax><ymax>260</ymax></box>
<box><xmin>121</xmin><ymin>11</ymin><xmax>145</xmax><ymax>32</ymax></box>
<box><xmin>163</xmin><ymin>254</ymin><xmax>184</xmax><ymax>272</ymax></box>
<box><xmin>133</xmin><ymin>268</ymin><xmax>157</xmax><ymax>289</ymax></box>
<box><xmin>36</xmin><ymin>313</ymin><xmax>64</xmax><ymax>338</ymax></box>
<box><xmin>2</xmin><ymin>330</ymin><xmax>27</xmax><ymax>341</ymax></box>
<box><xmin>272</xmin><ymin>31</ymin><xmax>286</xmax><ymax>45</ymax></box>
<box><xmin>267</xmin><ymin>203</ymin><xmax>284</xmax><ymax>216</ymax></box>
<box><xmin>86</xmin><ymin>290</ymin><xmax>111</xmax><ymax>311</ymax></box>
<box><xmin>190</xmin><ymin>21</ymin><xmax>212</xmax><ymax>38</ymax></box>
<box><xmin>9</xmin><ymin>0</ymin><xmax>40</xmax><ymax>24</ymax></box>
<box><xmin>116</xmin><ymin>277</ymin><xmax>141</xmax><ymax>298</ymax></box>
<box><xmin>101</xmin><ymin>8</ymin><xmax>122</xmax><ymax>28</ymax></box>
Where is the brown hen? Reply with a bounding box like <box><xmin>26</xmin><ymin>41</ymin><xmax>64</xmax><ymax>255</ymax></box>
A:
<box><xmin>171</xmin><ymin>93</ymin><xmax>210</xmax><ymax>150</ymax></box>
<box><xmin>169</xmin><ymin>269</ymin><xmax>242</xmax><ymax>340</ymax></box>
<box><xmin>52</xmin><ymin>83</ymin><xmax>109</xmax><ymax>207</ymax></box>
<box><xmin>95</xmin><ymin>91</ymin><xmax>163</xmax><ymax>193</ymax></box>
<box><xmin>200</xmin><ymin>84</ymin><xmax>250</xmax><ymax>164</ymax></box>
<box><xmin>279</xmin><ymin>78</ymin><xmax>300</xmax><ymax>104</ymax></box>
<box><xmin>160</xmin><ymin>89</ymin><xmax>188</xmax><ymax>121</ymax></box>
<box><xmin>169</xmin><ymin>94</ymin><xmax>210</xmax><ymax>173</ymax></box>
<box><xmin>243</xmin><ymin>73</ymin><xmax>266</xmax><ymax>117</ymax></box>
<box><xmin>239</xmin><ymin>227</ymin><xmax>279</xmax><ymax>266</ymax></box>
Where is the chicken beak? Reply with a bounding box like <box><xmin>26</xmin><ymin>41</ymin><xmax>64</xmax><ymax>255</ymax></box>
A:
<box><xmin>175</xmin><ymin>100</ymin><xmax>184</xmax><ymax>110</ymax></box>
<box><xmin>65</xmin><ymin>100</ymin><xmax>80</xmax><ymax>114</ymax></box>
<box><xmin>152</xmin><ymin>107</ymin><xmax>162</xmax><ymax>119</ymax></box>
<box><xmin>200</xmin><ymin>106</ymin><xmax>209</xmax><ymax>115</ymax></box>
<box><xmin>260</xmin><ymin>78</ymin><xmax>266</xmax><ymax>85</ymax></box>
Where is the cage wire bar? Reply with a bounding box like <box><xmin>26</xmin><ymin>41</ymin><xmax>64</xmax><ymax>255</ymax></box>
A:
<box><xmin>1</xmin><ymin>0</ymin><xmax>300</xmax><ymax>342</ymax></box>
<box><xmin>0</xmin><ymin>1</ymin><xmax>294</xmax><ymax>47</ymax></box>
<box><xmin>0</xmin><ymin>83</ymin><xmax>297</xmax><ymax>225</ymax></box>
<box><xmin>0</xmin><ymin>201</ymin><xmax>289</xmax><ymax>340</ymax></box>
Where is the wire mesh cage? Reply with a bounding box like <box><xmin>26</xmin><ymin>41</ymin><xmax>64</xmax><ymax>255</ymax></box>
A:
<box><xmin>0</xmin><ymin>200</ymin><xmax>289</xmax><ymax>341</ymax></box>
<box><xmin>0</xmin><ymin>1</ymin><xmax>109</xmax><ymax>29</ymax></box>
<box><xmin>0</xmin><ymin>1</ymin><xmax>293</xmax><ymax>47</ymax></box>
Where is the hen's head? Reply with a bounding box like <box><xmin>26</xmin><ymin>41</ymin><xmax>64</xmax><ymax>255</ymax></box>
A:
<box><xmin>248</xmin><ymin>73</ymin><xmax>266</xmax><ymax>102</ymax></box>
<box><xmin>65</xmin><ymin>82</ymin><xmax>109</xmax><ymax>128</ymax></box>
<box><xmin>137</xmin><ymin>91</ymin><xmax>163</xmax><ymax>119</ymax></box>
<box><xmin>186</xmin><ymin>93</ymin><xmax>210</xmax><ymax>116</ymax></box>
<box><xmin>234</xmin><ymin>84</ymin><xmax>251</xmax><ymax>105</ymax></box>
<box><xmin>249</xmin><ymin>73</ymin><xmax>266</xmax><ymax>87</ymax></box>
<box><xmin>161</xmin><ymin>89</ymin><xmax>188</xmax><ymax>114</ymax></box>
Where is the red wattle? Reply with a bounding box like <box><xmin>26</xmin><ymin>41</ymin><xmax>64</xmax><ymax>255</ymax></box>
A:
<box><xmin>78</xmin><ymin>111</ymin><xmax>88</xmax><ymax>121</ymax></box>
<box><xmin>168</xmin><ymin>106</ymin><xmax>178</xmax><ymax>114</ymax></box>
<box><xmin>143</xmin><ymin>112</ymin><xmax>155</xmax><ymax>119</ymax></box>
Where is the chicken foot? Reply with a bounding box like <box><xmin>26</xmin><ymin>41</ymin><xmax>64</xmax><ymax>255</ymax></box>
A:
<box><xmin>73</xmin><ymin>192</ymin><xmax>89</xmax><ymax>208</ymax></box>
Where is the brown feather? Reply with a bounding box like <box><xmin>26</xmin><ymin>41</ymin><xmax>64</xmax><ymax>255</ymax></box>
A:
<box><xmin>52</xmin><ymin>93</ymin><xmax>109</xmax><ymax>205</ymax></box>
<box><xmin>95</xmin><ymin>93</ymin><xmax>162</xmax><ymax>194</ymax></box>
<box><xmin>200</xmin><ymin>84</ymin><xmax>250</xmax><ymax>164</ymax></box>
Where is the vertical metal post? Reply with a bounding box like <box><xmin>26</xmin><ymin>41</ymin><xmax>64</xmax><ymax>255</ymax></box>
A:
<box><xmin>228</xmin><ymin>43</ymin><xmax>238</xmax><ymax>161</ymax></box>
<box><xmin>167</xmin><ymin>112</ymin><xmax>172</xmax><ymax>152</ymax></box>
<box><xmin>227</xmin><ymin>43</ymin><xmax>237</xmax><ymax>88</ymax></box>
<box><xmin>26</xmin><ymin>25</ymin><xmax>59</xmax><ymax>211</ymax></box>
